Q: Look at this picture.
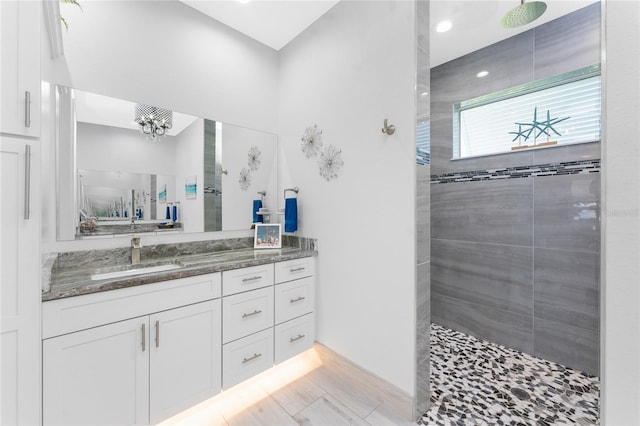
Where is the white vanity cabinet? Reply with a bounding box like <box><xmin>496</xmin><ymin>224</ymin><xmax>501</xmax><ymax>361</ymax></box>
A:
<box><xmin>149</xmin><ymin>300</ymin><xmax>222</xmax><ymax>424</ymax></box>
<box><xmin>43</xmin><ymin>316</ymin><xmax>150</xmax><ymax>425</ymax></box>
<box><xmin>42</xmin><ymin>256</ymin><xmax>316</xmax><ymax>424</ymax></box>
<box><xmin>42</xmin><ymin>273</ymin><xmax>222</xmax><ymax>426</ymax></box>
<box><xmin>221</xmin><ymin>257</ymin><xmax>316</xmax><ymax>389</ymax></box>
<box><xmin>0</xmin><ymin>0</ymin><xmax>41</xmax><ymax>137</ymax></box>
<box><xmin>221</xmin><ymin>267</ymin><xmax>275</xmax><ymax>388</ymax></box>
<box><xmin>273</xmin><ymin>258</ymin><xmax>316</xmax><ymax>364</ymax></box>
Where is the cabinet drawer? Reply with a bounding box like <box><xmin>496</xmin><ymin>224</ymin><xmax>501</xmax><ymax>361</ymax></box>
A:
<box><xmin>274</xmin><ymin>257</ymin><xmax>314</xmax><ymax>284</ymax></box>
<box><xmin>274</xmin><ymin>314</ymin><xmax>315</xmax><ymax>364</ymax></box>
<box><xmin>223</xmin><ymin>264</ymin><xmax>274</xmax><ymax>296</ymax></box>
<box><xmin>222</xmin><ymin>287</ymin><xmax>274</xmax><ymax>344</ymax></box>
<box><xmin>274</xmin><ymin>277</ymin><xmax>315</xmax><ymax>324</ymax></box>
<box><xmin>43</xmin><ymin>273</ymin><xmax>222</xmax><ymax>339</ymax></box>
<box><xmin>222</xmin><ymin>328</ymin><xmax>274</xmax><ymax>389</ymax></box>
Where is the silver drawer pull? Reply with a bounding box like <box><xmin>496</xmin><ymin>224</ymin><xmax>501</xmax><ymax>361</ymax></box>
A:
<box><xmin>290</xmin><ymin>296</ymin><xmax>306</xmax><ymax>303</ymax></box>
<box><xmin>290</xmin><ymin>267</ymin><xmax>305</xmax><ymax>273</ymax></box>
<box><xmin>25</xmin><ymin>91</ymin><xmax>31</xmax><ymax>128</ymax></box>
<box><xmin>289</xmin><ymin>334</ymin><xmax>306</xmax><ymax>343</ymax></box>
<box><xmin>242</xmin><ymin>276</ymin><xmax>262</xmax><ymax>283</ymax></box>
<box><xmin>242</xmin><ymin>353</ymin><xmax>262</xmax><ymax>364</ymax></box>
<box><xmin>24</xmin><ymin>145</ymin><xmax>31</xmax><ymax>220</ymax></box>
<box><xmin>141</xmin><ymin>323</ymin><xmax>146</xmax><ymax>352</ymax></box>
<box><xmin>242</xmin><ymin>309</ymin><xmax>262</xmax><ymax>319</ymax></box>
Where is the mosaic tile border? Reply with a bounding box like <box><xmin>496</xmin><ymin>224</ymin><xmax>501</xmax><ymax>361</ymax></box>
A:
<box><xmin>430</xmin><ymin>159</ymin><xmax>600</xmax><ymax>184</ymax></box>
<box><xmin>419</xmin><ymin>324</ymin><xmax>600</xmax><ymax>426</ymax></box>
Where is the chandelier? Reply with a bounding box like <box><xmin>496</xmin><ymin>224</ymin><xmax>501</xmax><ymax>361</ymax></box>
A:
<box><xmin>134</xmin><ymin>104</ymin><xmax>173</xmax><ymax>139</ymax></box>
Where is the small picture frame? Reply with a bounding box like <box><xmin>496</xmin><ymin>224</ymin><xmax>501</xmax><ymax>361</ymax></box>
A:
<box><xmin>254</xmin><ymin>223</ymin><xmax>282</xmax><ymax>249</ymax></box>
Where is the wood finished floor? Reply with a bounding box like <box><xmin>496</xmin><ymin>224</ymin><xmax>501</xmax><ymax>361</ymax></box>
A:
<box><xmin>160</xmin><ymin>349</ymin><xmax>415</xmax><ymax>426</ymax></box>
<box><xmin>163</xmin><ymin>350</ymin><xmax>416</xmax><ymax>426</ymax></box>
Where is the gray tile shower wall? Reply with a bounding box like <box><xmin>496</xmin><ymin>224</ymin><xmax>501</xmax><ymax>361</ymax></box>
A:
<box><xmin>430</xmin><ymin>3</ymin><xmax>601</xmax><ymax>375</ymax></box>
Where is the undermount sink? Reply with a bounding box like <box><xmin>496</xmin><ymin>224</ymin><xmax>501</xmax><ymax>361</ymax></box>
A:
<box><xmin>90</xmin><ymin>263</ymin><xmax>182</xmax><ymax>281</ymax></box>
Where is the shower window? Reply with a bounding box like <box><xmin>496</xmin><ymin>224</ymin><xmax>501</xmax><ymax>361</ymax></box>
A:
<box><xmin>417</xmin><ymin>116</ymin><xmax>430</xmax><ymax>165</ymax></box>
<box><xmin>453</xmin><ymin>65</ymin><xmax>601</xmax><ymax>159</ymax></box>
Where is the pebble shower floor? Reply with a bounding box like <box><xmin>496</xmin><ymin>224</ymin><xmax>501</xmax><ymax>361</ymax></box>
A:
<box><xmin>418</xmin><ymin>324</ymin><xmax>600</xmax><ymax>425</ymax></box>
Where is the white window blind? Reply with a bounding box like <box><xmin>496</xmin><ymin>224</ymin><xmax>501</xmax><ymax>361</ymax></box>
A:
<box><xmin>417</xmin><ymin>119</ymin><xmax>430</xmax><ymax>165</ymax></box>
<box><xmin>456</xmin><ymin>73</ymin><xmax>601</xmax><ymax>159</ymax></box>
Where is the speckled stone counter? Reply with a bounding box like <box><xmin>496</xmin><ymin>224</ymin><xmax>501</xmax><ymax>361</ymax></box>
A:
<box><xmin>43</xmin><ymin>236</ymin><xmax>317</xmax><ymax>302</ymax></box>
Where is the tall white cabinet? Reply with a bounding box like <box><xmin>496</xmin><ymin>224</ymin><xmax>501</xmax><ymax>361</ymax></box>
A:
<box><xmin>1</xmin><ymin>0</ymin><xmax>41</xmax><ymax>137</ymax></box>
<box><xmin>0</xmin><ymin>0</ymin><xmax>41</xmax><ymax>424</ymax></box>
<box><xmin>0</xmin><ymin>138</ymin><xmax>41</xmax><ymax>425</ymax></box>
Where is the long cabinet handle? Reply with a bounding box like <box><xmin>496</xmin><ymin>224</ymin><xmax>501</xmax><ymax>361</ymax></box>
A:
<box><xmin>242</xmin><ymin>276</ymin><xmax>262</xmax><ymax>283</ymax></box>
<box><xmin>290</xmin><ymin>267</ymin><xmax>305</xmax><ymax>273</ymax></box>
<box><xmin>155</xmin><ymin>320</ymin><xmax>160</xmax><ymax>348</ymax></box>
<box><xmin>141</xmin><ymin>323</ymin><xmax>146</xmax><ymax>352</ymax></box>
<box><xmin>242</xmin><ymin>310</ymin><xmax>262</xmax><ymax>319</ymax></box>
<box><xmin>289</xmin><ymin>334</ymin><xmax>306</xmax><ymax>343</ymax></box>
<box><xmin>24</xmin><ymin>145</ymin><xmax>31</xmax><ymax>220</ymax></box>
<box><xmin>242</xmin><ymin>353</ymin><xmax>262</xmax><ymax>364</ymax></box>
<box><xmin>290</xmin><ymin>296</ymin><xmax>306</xmax><ymax>303</ymax></box>
<box><xmin>25</xmin><ymin>91</ymin><xmax>31</xmax><ymax>128</ymax></box>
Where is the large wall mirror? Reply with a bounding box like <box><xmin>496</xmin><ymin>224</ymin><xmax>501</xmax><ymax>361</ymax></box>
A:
<box><xmin>55</xmin><ymin>85</ymin><xmax>278</xmax><ymax>241</ymax></box>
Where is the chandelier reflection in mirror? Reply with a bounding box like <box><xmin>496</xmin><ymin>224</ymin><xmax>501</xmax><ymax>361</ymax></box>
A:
<box><xmin>134</xmin><ymin>104</ymin><xmax>173</xmax><ymax>140</ymax></box>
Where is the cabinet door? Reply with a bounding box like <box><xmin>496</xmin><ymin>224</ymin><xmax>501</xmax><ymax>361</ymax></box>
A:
<box><xmin>43</xmin><ymin>317</ymin><xmax>150</xmax><ymax>426</ymax></box>
<box><xmin>1</xmin><ymin>137</ymin><xmax>40</xmax><ymax>425</ymax></box>
<box><xmin>149</xmin><ymin>300</ymin><xmax>222</xmax><ymax>424</ymax></box>
<box><xmin>0</xmin><ymin>0</ymin><xmax>40</xmax><ymax>137</ymax></box>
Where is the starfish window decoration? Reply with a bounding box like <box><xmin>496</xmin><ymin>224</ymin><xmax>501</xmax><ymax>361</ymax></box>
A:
<box><xmin>509</xmin><ymin>107</ymin><xmax>570</xmax><ymax>145</ymax></box>
<box><xmin>318</xmin><ymin>145</ymin><xmax>344</xmax><ymax>181</ymax></box>
<box><xmin>247</xmin><ymin>146</ymin><xmax>261</xmax><ymax>171</ymax></box>
<box><xmin>301</xmin><ymin>125</ymin><xmax>323</xmax><ymax>158</ymax></box>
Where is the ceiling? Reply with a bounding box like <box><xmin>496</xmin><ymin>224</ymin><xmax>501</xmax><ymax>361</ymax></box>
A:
<box><xmin>429</xmin><ymin>0</ymin><xmax>598</xmax><ymax>67</ymax></box>
<box><xmin>180</xmin><ymin>0</ymin><xmax>340</xmax><ymax>51</ymax></box>
<box><xmin>179</xmin><ymin>0</ymin><xmax>597</xmax><ymax>66</ymax></box>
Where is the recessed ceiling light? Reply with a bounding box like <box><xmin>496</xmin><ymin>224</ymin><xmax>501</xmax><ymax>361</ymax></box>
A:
<box><xmin>435</xmin><ymin>20</ymin><xmax>452</xmax><ymax>33</ymax></box>
<box><xmin>477</xmin><ymin>70</ymin><xmax>489</xmax><ymax>78</ymax></box>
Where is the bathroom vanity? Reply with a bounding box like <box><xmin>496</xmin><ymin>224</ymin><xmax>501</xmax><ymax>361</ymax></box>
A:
<box><xmin>41</xmin><ymin>241</ymin><xmax>316</xmax><ymax>425</ymax></box>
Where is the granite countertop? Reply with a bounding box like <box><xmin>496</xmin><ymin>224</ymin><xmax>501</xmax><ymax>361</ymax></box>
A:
<box><xmin>43</xmin><ymin>238</ymin><xmax>317</xmax><ymax>302</ymax></box>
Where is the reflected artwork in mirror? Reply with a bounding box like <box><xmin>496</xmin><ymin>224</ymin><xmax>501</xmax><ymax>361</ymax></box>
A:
<box><xmin>55</xmin><ymin>85</ymin><xmax>278</xmax><ymax>240</ymax></box>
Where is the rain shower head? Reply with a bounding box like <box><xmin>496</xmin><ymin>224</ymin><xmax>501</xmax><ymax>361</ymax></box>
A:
<box><xmin>501</xmin><ymin>0</ymin><xmax>547</xmax><ymax>28</ymax></box>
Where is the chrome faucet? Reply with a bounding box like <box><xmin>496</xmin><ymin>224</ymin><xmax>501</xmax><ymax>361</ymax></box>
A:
<box><xmin>131</xmin><ymin>237</ymin><xmax>142</xmax><ymax>265</ymax></box>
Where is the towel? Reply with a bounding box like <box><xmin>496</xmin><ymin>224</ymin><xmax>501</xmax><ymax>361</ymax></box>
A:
<box><xmin>284</xmin><ymin>197</ymin><xmax>298</xmax><ymax>233</ymax></box>
<box><xmin>253</xmin><ymin>199</ymin><xmax>263</xmax><ymax>223</ymax></box>
<box><xmin>165</xmin><ymin>205</ymin><xmax>171</xmax><ymax>220</ymax></box>
<box><xmin>172</xmin><ymin>205</ymin><xmax>178</xmax><ymax>222</ymax></box>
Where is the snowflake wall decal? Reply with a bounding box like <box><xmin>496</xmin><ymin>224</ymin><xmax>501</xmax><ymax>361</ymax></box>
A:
<box><xmin>318</xmin><ymin>145</ymin><xmax>344</xmax><ymax>181</ymax></box>
<box><xmin>301</xmin><ymin>124</ymin><xmax>323</xmax><ymax>158</ymax></box>
<box><xmin>239</xmin><ymin>167</ymin><xmax>251</xmax><ymax>191</ymax></box>
<box><xmin>247</xmin><ymin>146</ymin><xmax>261</xmax><ymax>171</ymax></box>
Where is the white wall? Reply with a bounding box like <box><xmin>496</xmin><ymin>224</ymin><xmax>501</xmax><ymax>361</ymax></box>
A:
<box><xmin>278</xmin><ymin>1</ymin><xmax>417</xmax><ymax>395</ymax></box>
<box><xmin>175</xmin><ymin>118</ymin><xmax>204</xmax><ymax>233</ymax></box>
<box><xmin>601</xmin><ymin>0</ymin><xmax>640</xmax><ymax>423</ymax></box>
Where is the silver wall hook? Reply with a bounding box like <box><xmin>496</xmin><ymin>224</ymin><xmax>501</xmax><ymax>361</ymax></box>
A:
<box><xmin>381</xmin><ymin>118</ymin><xmax>396</xmax><ymax>135</ymax></box>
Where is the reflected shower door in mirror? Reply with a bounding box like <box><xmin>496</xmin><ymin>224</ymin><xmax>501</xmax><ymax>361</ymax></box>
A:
<box><xmin>55</xmin><ymin>85</ymin><xmax>278</xmax><ymax>240</ymax></box>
